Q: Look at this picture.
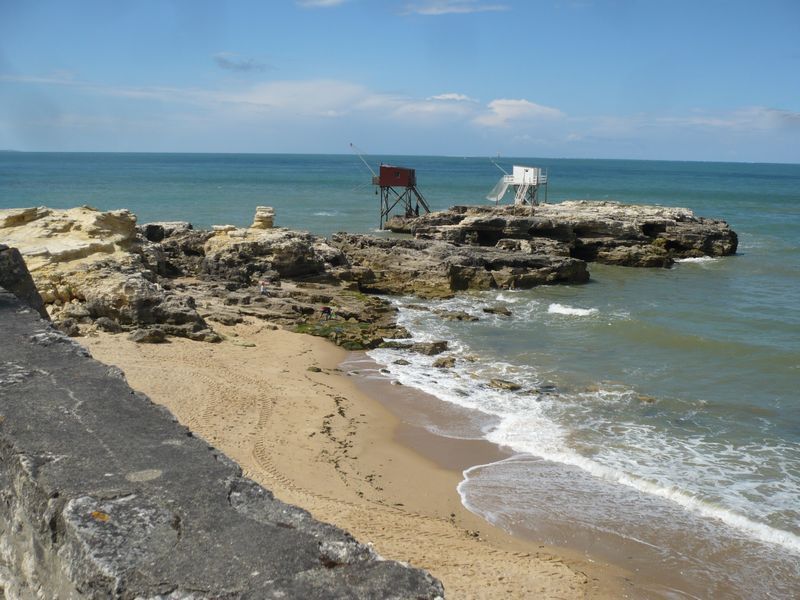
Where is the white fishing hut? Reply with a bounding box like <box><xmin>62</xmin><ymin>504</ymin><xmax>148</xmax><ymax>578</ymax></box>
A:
<box><xmin>486</xmin><ymin>165</ymin><xmax>548</xmax><ymax>206</ymax></box>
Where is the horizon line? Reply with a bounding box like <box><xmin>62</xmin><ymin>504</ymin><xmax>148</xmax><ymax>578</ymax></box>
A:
<box><xmin>1</xmin><ymin>149</ymin><xmax>798</xmax><ymax>167</ymax></box>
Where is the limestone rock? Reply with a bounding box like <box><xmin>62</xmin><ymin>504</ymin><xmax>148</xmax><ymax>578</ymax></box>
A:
<box><xmin>251</xmin><ymin>206</ymin><xmax>275</xmax><ymax>229</ymax></box>
<box><xmin>94</xmin><ymin>316</ymin><xmax>122</xmax><ymax>333</ymax></box>
<box><xmin>0</xmin><ymin>205</ymin><xmax>137</xmax><ymax>273</ymax></box>
<box><xmin>128</xmin><ymin>327</ymin><xmax>167</xmax><ymax>343</ymax></box>
<box><xmin>331</xmin><ymin>233</ymin><xmax>588</xmax><ymax>298</ymax></box>
<box><xmin>483</xmin><ymin>305</ymin><xmax>512</xmax><ymax>316</ymax></box>
<box><xmin>395</xmin><ymin>201</ymin><xmax>737</xmax><ymax>267</ymax></box>
<box><xmin>432</xmin><ymin>356</ymin><xmax>456</xmax><ymax>368</ymax></box>
<box><xmin>202</xmin><ymin>228</ymin><xmax>345</xmax><ymax>285</ymax></box>
<box><xmin>0</xmin><ymin>207</ymin><xmax>213</xmax><ymax>340</ymax></box>
<box><xmin>157</xmin><ymin>228</ymin><xmax>214</xmax><ymax>277</ymax></box>
<box><xmin>138</xmin><ymin>221</ymin><xmax>193</xmax><ymax>243</ymax></box>
<box><xmin>54</xmin><ymin>317</ymin><xmax>81</xmax><ymax>337</ymax></box>
<box><xmin>411</xmin><ymin>341</ymin><xmax>449</xmax><ymax>355</ymax></box>
<box><xmin>489</xmin><ymin>378</ymin><xmax>522</xmax><ymax>391</ymax></box>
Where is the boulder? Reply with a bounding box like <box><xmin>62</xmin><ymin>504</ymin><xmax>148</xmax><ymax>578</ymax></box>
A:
<box><xmin>157</xmin><ymin>228</ymin><xmax>214</xmax><ymax>277</ymax></box>
<box><xmin>54</xmin><ymin>317</ymin><xmax>81</xmax><ymax>337</ymax></box>
<box><xmin>94</xmin><ymin>316</ymin><xmax>122</xmax><ymax>333</ymax></box>
<box><xmin>411</xmin><ymin>341</ymin><xmax>449</xmax><ymax>355</ymax></box>
<box><xmin>483</xmin><ymin>306</ymin><xmax>512</xmax><ymax>317</ymax></box>
<box><xmin>203</xmin><ymin>228</ymin><xmax>345</xmax><ymax>285</ymax></box>
<box><xmin>489</xmin><ymin>378</ymin><xmax>522</xmax><ymax>391</ymax></box>
<box><xmin>432</xmin><ymin>356</ymin><xmax>456</xmax><ymax>368</ymax></box>
<box><xmin>128</xmin><ymin>327</ymin><xmax>167</xmax><ymax>343</ymax></box>
<box><xmin>138</xmin><ymin>221</ymin><xmax>193</xmax><ymax>243</ymax></box>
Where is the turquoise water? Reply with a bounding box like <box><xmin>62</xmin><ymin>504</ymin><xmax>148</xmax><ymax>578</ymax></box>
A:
<box><xmin>2</xmin><ymin>153</ymin><xmax>799</xmax><ymax>597</ymax></box>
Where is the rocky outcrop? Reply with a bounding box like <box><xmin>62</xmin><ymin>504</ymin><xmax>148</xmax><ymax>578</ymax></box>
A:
<box><xmin>330</xmin><ymin>233</ymin><xmax>588</xmax><ymax>298</ymax></box>
<box><xmin>0</xmin><ymin>206</ymin><xmax>137</xmax><ymax>272</ymax></box>
<box><xmin>0</xmin><ymin>289</ymin><xmax>444</xmax><ymax>599</ymax></box>
<box><xmin>0</xmin><ymin>244</ymin><xmax>49</xmax><ymax>320</ymax></box>
<box><xmin>190</xmin><ymin>280</ymin><xmax>409</xmax><ymax>351</ymax></box>
<box><xmin>1</xmin><ymin>200</ymin><xmax>738</xmax><ymax>346</ymax></box>
<box><xmin>0</xmin><ymin>205</ymin><xmax>407</xmax><ymax>347</ymax></box>
<box><xmin>388</xmin><ymin>201</ymin><xmax>738</xmax><ymax>268</ymax></box>
<box><xmin>138</xmin><ymin>221</ymin><xmax>193</xmax><ymax>243</ymax></box>
<box><xmin>202</xmin><ymin>227</ymin><xmax>345</xmax><ymax>285</ymax></box>
<box><xmin>0</xmin><ymin>207</ymin><xmax>217</xmax><ymax>341</ymax></box>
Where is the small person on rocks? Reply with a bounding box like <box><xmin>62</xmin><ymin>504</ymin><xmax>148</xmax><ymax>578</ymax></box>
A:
<box><xmin>259</xmin><ymin>280</ymin><xmax>269</xmax><ymax>296</ymax></box>
<box><xmin>321</xmin><ymin>306</ymin><xmax>333</xmax><ymax>321</ymax></box>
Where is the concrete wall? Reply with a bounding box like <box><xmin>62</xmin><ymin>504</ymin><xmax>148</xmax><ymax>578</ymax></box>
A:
<box><xmin>0</xmin><ymin>287</ymin><xmax>443</xmax><ymax>599</ymax></box>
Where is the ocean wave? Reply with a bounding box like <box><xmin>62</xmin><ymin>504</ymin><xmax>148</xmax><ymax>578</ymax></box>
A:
<box><xmin>370</xmin><ymin>297</ymin><xmax>800</xmax><ymax>555</ymax></box>
<box><xmin>485</xmin><ymin>395</ymin><xmax>800</xmax><ymax>554</ymax></box>
<box><xmin>675</xmin><ymin>256</ymin><xmax>720</xmax><ymax>264</ymax></box>
<box><xmin>547</xmin><ymin>303</ymin><xmax>599</xmax><ymax>316</ymax></box>
<box><xmin>495</xmin><ymin>291</ymin><xmax>526</xmax><ymax>304</ymax></box>
<box><xmin>465</xmin><ymin>436</ymin><xmax>800</xmax><ymax>555</ymax></box>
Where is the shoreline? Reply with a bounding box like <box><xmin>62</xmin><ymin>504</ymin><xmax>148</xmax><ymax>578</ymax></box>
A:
<box><xmin>78</xmin><ymin>321</ymin><xmax>633</xmax><ymax>599</ymax></box>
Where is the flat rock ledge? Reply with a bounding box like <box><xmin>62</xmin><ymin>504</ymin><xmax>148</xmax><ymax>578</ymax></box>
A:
<box><xmin>0</xmin><ymin>289</ymin><xmax>444</xmax><ymax>599</ymax></box>
<box><xmin>386</xmin><ymin>201</ymin><xmax>738</xmax><ymax>268</ymax></box>
<box><xmin>330</xmin><ymin>233</ymin><xmax>588</xmax><ymax>298</ymax></box>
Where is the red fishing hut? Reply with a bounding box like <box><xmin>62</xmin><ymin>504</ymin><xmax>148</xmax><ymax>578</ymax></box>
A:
<box><xmin>372</xmin><ymin>164</ymin><xmax>430</xmax><ymax>229</ymax></box>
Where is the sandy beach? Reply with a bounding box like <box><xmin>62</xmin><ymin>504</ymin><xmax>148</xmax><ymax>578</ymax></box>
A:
<box><xmin>79</xmin><ymin>321</ymin><xmax>633</xmax><ymax>599</ymax></box>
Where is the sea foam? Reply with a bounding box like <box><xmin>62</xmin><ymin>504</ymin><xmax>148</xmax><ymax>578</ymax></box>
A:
<box><xmin>675</xmin><ymin>256</ymin><xmax>719</xmax><ymax>264</ymax></box>
<box><xmin>547</xmin><ymin>303</ymin><xmax>598</xmax><ymax>316</ymax></box>
<box><xmin>482</xmin><ymin>416</ymin><xmax>800</xmax><ymax>554</ymax></box>
<box><xmin>369</xmin><ymin>295</ymin><xmax>800</xmax><ymax>557</ymax></box>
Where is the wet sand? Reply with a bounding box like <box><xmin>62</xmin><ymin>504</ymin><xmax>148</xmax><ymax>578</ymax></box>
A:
<box><xmin>79</xmin><ymin>321</ymin><xmax>634</xmax><ymax>599</ymax></box>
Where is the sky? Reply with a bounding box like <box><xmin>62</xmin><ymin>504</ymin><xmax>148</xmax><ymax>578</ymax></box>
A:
<box><xmin>0</xmin><ymin>0</ymin><xmax>798</xmax><ymax>162</ymax></box>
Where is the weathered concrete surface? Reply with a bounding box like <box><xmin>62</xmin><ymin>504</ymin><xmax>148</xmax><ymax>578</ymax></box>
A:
<box><xmin>0</xmin><ymin>289</ymin><xmax>444</xmax><ymax>599</ymax></box>
<box><xmin>0</xmin><ymin>245</ymin><xmax>49</xmax><ymax>320</ymax></box>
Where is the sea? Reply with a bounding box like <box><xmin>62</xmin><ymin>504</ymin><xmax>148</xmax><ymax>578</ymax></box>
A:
<box><xmin>2</xmin><ymin>153</ymin><xmax>798</xmax><ymax>598</ymax></box>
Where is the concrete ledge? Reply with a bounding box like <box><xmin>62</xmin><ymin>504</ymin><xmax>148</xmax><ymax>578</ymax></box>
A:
<box><xmin>0</xmin><ymin>288</ymin><xmax>444</xmax><ymax>599</ymax></box>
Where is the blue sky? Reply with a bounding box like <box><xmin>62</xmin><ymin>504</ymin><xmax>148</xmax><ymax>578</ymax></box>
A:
<box><xmin>1</xmin><ymin>0</ymin><xmax>798</xmax><ymax>162</ymax></box>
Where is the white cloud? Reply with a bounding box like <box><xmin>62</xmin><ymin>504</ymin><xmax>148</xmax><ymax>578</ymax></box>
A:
<box><xmin>427</xmin><ymin>92</ymin><xmax>477</xmax><ymax>102</ymax></box>
<box><xmin>0</xmin><ymin>73</ymin><xmax>367</xmax><ymax>118</ymax></box>
<box><xmin>474</xmin><ymin>98</ymin><xmax>565</xmax><ymax>127</ymax></box>
<box><xmin>403</xmin><ymin>1</ymin><xmax>509</xmax><ymax>16</ymax></box>
<box><xmin>215</xmin><ymin>80</ymin><xmax>369</xmax><ymax>118</ymax></box>
<box><xmin>393</xmin><ymin>100</ymin><xmax>475</xmax><ymax>119</ymax></box>
<box><xmin>655</xmin><ymin>107</ymin><xmax>800</xmax><ymax>131</ymax></box>
<box><xmin>5</xmin><ymin>70</ymin><xmax>796</xmax><ymax>160</ymax></box>
<box><xmin>0</xmin><ymin>73</ymin><xmax>79</xmax><ymax>86</ymax></box>
<box><xmin>296</xmin><ymin>0</ymin><xmax>348</xmax><ymax>7</ymax></box>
